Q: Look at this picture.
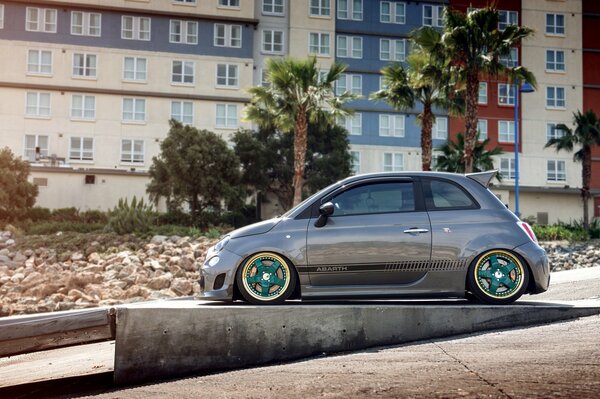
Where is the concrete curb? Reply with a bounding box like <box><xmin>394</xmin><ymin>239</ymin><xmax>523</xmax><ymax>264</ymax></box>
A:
<box><xmin>113</xmin><ymin>300</ymin><xmax>600</xmax><ymax>385</ymax></box>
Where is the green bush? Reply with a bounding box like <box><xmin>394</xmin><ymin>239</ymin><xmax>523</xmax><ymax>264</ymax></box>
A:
<box><xmin>106</xmin><ymin>196</ymin><xmax>156</xmax><ymax>235</ymax></box>
<box><xmin>26</xmin><ymin>206</ymin><xmax>52</xmax><ymax>222</ymax></box>
<box><xmin>80</xmin><ymin>209</ymin><xmax>109</xmax><ymax>224</ymax></box>
<box><xmin>51</xmin><ymin>207</ymin><xmax>80</xmax><ymax>222</ymax></box>
<box><xmin>27</xmin><ymin>222</ymin><xmax>105</xmax><ymax>235</ymax></box>
<box><xmin>532</xmin><ymin>225</ymin><xmax>590</xmax><ymax>242</ymax></box>
<box><xmin>149</xmin><ymin>224</ymin><xmax>202</xmax><ymax>237</ymax></box>
<box><xmin>157</xmin><ymin>209</ymin><xmax>193</xmax><ymax>226</ymax></box>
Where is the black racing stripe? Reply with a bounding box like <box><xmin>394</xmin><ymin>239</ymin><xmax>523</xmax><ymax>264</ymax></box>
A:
<box><xmin>304</xmin><ymin>259</ymin><xmax>467</xmax><ymax>273</ymax></box>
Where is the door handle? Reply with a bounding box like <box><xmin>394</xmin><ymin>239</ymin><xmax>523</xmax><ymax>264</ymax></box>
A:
<box><xmin>403</xmin><ymin>228</ymin><xmax>429</xmax><ymax>234</ymax></box>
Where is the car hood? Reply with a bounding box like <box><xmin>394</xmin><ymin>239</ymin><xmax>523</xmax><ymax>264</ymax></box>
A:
<box><xmin>229</xmin><ymin>217</ymin><xmax>282</xmax><ymax>239</ymax></box>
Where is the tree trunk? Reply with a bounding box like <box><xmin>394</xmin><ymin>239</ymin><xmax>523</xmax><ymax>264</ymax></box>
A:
<box><xmin>463</xmin><ymin>70</ymin><xmax>480</xmax><ymax>174</ymax></box>
<box><xmin>582</xmin><ymin>145</ymin><xmax>592</xmax><ymax>230</ymax></box>
<box><xmin>292</xmin><ymin>109</ymin><xmax>308</xmax><ymax>207</ymax></box>
<box><xmin>421</xmin><ymin>102</ymin><xmax>433</xmax><ymax>171</ymax></box>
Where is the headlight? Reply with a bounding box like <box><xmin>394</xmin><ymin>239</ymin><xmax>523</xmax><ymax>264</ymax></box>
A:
<box><xmin>214</xmin><ymin>236</ymin><xmax>230</xmax><ymax>253</ymax></box>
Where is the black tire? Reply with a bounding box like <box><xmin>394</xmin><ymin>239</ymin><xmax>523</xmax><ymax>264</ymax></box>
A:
<box><xmin>467</xmin><ymin>249</ymin><xmax>529</xmax><ymax>305</ymax></box>
<box><xmin>235</xmin><ymin>252</ymin><xmax>297</xmax><ymax>305</ymax></box>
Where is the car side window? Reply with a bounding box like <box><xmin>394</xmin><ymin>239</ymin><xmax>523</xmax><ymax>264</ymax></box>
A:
<box><xmin>332</xmin><ymin>182</ymin><xmax>415</xmax><ymax>216</ymax></box>
<box><xmin>428</xmin><ymin>179</ymin><xmax>476</xmax><ymax>209</ymax></box>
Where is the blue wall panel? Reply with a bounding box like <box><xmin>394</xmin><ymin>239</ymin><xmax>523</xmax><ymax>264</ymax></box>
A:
<box><xmin>0</xmin><ymin>3</ymin><xmax>254</xmax><ymax>58</ymax></box>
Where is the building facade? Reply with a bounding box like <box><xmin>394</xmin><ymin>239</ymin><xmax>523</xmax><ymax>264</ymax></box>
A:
<box><xmin>0</xmin><ymin>0</ymin><xmax>597</xmax><ymax>224</ymax></box>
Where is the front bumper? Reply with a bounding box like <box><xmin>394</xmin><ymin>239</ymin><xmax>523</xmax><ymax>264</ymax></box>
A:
<box><xmin>513</xmin><ymin>241</ymin><xmax>550</xmax><ymax>294</ymax></box>
<box><xmin>198</xmin><ymin>248</ymin><xmax>242</xmax><ymax>301</ymax></box>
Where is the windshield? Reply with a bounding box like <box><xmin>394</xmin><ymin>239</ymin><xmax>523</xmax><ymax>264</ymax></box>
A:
<box><xmin>281</xmin><ymin>180</ymin><xmax>342</xmax><ymax>218</ymax></box>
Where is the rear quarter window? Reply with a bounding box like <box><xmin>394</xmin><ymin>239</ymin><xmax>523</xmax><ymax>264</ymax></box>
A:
<box><xmin>425</xmin><ymin>179</ymin><xmax>479</xmax><ymax>210</ymax></box>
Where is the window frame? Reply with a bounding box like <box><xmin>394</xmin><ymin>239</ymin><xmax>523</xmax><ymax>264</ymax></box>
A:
<box><xmin>25</xmin><ymin>7</ymin><xmax>57</xmax><ymax>33</ymax></box>
<box><xmin>122</xmin><ymin>97</ymin><xmax>146</xmax><ymax>123</ymax></box>
<box><xmin>338</xmin><ymin>113</ymin><xmax>362</xmax><ymax>135</ymax></box>
<box><xmin>433</xmin><ymin>117</ymin><xmax>448</xmax><ymax>140</ymax></box>
<box><xmin>0</xmin><ymin>4</ymin><xmax>4</xmax><ymax>29</ymax></box>
<box><xmin>24</xmin><ymin>134</ymin><xmax>49</xmax><ymax>162</ymax></box>
<box><xmin>123</xmin><ymin>56</ymin><xmax>147</xmax><ymax>82</ymax></box>
<box><xmin>170</xmin><ymin>100</ymin><xmax>194</xmax><ymax>125</ymax></box>
<box><xmin>547</xmin><ymin>159</ymin><xmax>566</xmax><ymax>182</ymax></box>
<box><xmin>546</xmin><ymin>13</ymin><xmax>565</xmax><ymax>36</ymax></box>
<box><xmin>379</xmin><ymin>38</ymin><xmax>405</xmax><ymax>61</ymax></box>
<box><xmin>498</xmin><ymin>120</ymin><xmax>515</xmax><ymax>143</ymax></box>
<box><xmin>309</xmin><ymin>32</ymin><xmax>331</xmax><ymax>56</ymax></box>
<box><xmin>27</xmin><ymin>49</ymin><xmax>53</xmax><ymax>75</ymax></box>
<box><xmin>350</xmin><ymin>150</ymin><xmax>361</xmax><ymax>175</ymax></box>
<box><xmin>218</xmin><ymin>0</ymin><xmax>240</xmax><ymax>8</ymax></box>
<box><xmin>261</xmin><ymin>29</ymin><xmax>284</xmax><ymax>54</ymax></box>
<box><xmin>478</xmin><ymin>82</ymin><xmax>488</xmax><ymax>104</ymax></box>
<box><xmin>423</xmin><ymin>4</ymin><xmax>444</xmax><ymax>27</ymax></box>
<box><xmin>336</xmin><ymin>35</ymin><xmax>363</xmax><ymax>59</ymax></box>
<box><xmin>25</xmin><ymin>91</ymin><xmax>51</xmax><ymax>118</ymax></box>
<box><xmin>70</xmin><ymin>94</ymin><xmax>96</xmax><ymax>120</ymax></box>
<box><xmin>498</xmin><ymin>83</ymin><xmax>515</xmax><ymax>106</ymax></box>
<box><xmin>546</xmin><ymin>49</ymin><xmax>566</xmax><ymax>73</ymax></box>
<box><xmin>422</xmin><ymin>177</ymin><xmax>480</xmax><ymax>211</ymax></box>
<box><xmin>383</xmin><ymin>152</ymin><xmax>404</xmax><ymax>172</ymax></box>
<box><xmin>216</xmin><ymin>63</ymin><xmax>239</xmax><ymax>88</ymax></box>
<box><xmin>380</xmin><ymin>1</ymin><xmax>406</xmax><ymax>24</ymax></box>
<box><xmin>214</xmin><ymin>23</ymin><xmax>242</xmax><ymax>48</ymax></box>
<box><xmin>379</xmin><ymin>114</ymin><xmax>405</xmax><ymax>137</ymax></box>
<box><xmin>477</xmin><ymin>119</ymin><xmax>488</xmax><ymax>140</ymax></box>
<box><xmin>72</xmin><ymin>53</ymin><xmax>97</xmax><ymax>79</ymax></box>
<box><xmin>171</xmin><ymin>60</ymin><xmax>195</xmax><ymax>85</ymax></box>
<box><xmin>500</xmin><ymin>157</ymin><xmax>516</xmax><ymax>180</ymax></box>
<box><xmin>70</xmin><ymin>11</ymin><xmax>101</xmax><ymax>37</ymax></box>
<box><xmin>69</xmin><ymin>136</ymin><xmax>94</xmax><ymax>162</ymax></box>
<box><xmin>120</xmin><ymin>138</ymin><xmax>145</xmax><ymax>164</ymax></box>
<box><xmin>170</xmin><ymin>19</ymin><xmax>199</xmax><ymax>45</ymax></box>
<box><xmin>121</xmin><ymin>15</ymin><xmax>151</xmax><ymax>41</ymax></box>
<box><xmin>498</xmin><ymin>10</ymin><xmax>518</xmax><ymax>31</ymax></box>
<box><xmin>546</xmin><ymin>86</ymin><xmax>566</xmax><ymax>109</ymax></box>
<box><xmin>310</xmin><ymin>0</ymin><xmax>331</xmax><ymax>17</ymax></box>
<box><xmin>338</xmin><ymin>0</ymin><xmax>363</xmax><ymax>21</ymax></box>
<box><xmin>263</xmin><ymin>0</ymin><xmax>284</xmax><ymax>15</ymax></box>
<box><xmin>546</xmin><ymin>122</ymin><xmax>566</xmax><ymax>141</ymax></box>
<box><xmin>215</xmin><ymin>103</ymin><xmax>238</xmax><ymax>129</ymax></box>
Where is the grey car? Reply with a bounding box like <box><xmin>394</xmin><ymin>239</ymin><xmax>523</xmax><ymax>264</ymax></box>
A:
<box><xmin>199</xmin><ymin>171</ymin><xmax>549</xmax><ymax>305</ymax></box>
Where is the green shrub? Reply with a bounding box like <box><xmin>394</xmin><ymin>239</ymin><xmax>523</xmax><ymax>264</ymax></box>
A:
<box><xmin>106</xmin><ymin>196</ymin><xmax>156</xmax><ymax>235</ymax></box>
<box><xmin>26</xmin><ymin>206</ymin><xmax>52</xmax><ymax>222</ymax></box>
<box><xmin>157</xmin><ymin>209</ymin><xmax>193</xmax><ymax>226</ymax></box>
<box><xmin>532</xmin><ymin>225</ymin><xmax>590</xmax><ymax>242</ymax></box>
<box><xmin>150</xmin><ymin>224</ymin><xmax>202</xmax><ymax>237</ymax></box>
<box><xmin>80</xmin><ymin>209</ymin><xmax>109</xmax><ymax>224</ymax></box>
<box><xmin>51</xmin><ymin>207</ymin><xmax>80</xmax><ymax>222</ymax></box>
<box><xmin>27</xmin><ymin>222</ymin><xmax>105</xmax><ymax>235</ymax></box>
<box><xmin>205</xmin><ymin>226</ymin><xmax>222</xmax><ymax>239</ymax></box>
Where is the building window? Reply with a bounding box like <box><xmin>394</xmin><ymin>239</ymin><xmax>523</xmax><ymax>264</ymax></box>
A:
<box><xmin>216</xmin><ymin>104</ymin><xmax>238</xmax><ymax>128</ymax></box>
<box><xmin>310</xmin><ymin>0</ymin><xmax>331</xmax><ymax>17</ymax></box>
<box><xmin>71</xmin><ymin>95</ymin><xmax>95</xmax><ymax>119</ymax></box>
<box><xmin>215</xmin><ymin>24</ymin><xmax>242</xmax><ymax>47</ymax></box>
<box><xmin>26</xmin><ymin>7</ymin><xmax>57</xmax><ymax>33</ymax></box>
<box><xmin>121</xmin><ymin>139</ymin><xmax>144</xmax><ymax>164</ymax></box>
<box><xmin>338</xmin><ymin>113</ymin><xmax>362</xmax><ymax>135</ymax></box>
<box><xmin>122</xmin><ymin>98</ymin><xmax>146</xmax><ymax>122</ymax></box>
<box><xmin>498</xmin><ymin>10</ymin><xmax>517</xmax><ymax>31</ymax></box>
<box><xmin>69</xmin><ymin>137</ymin><xmax>94</xmax><ymax>161</ymax></box>
<box><xmin>216</xmin><ymin>64</ymin><xmax>239</xmax><ymax>87</ymax></box>
<box><xmin>25</xmin><ymin>92</ymin><xmax>50</xmax><ymax>117</ymax></box>
<box><xmin>337</xmin><ymin>35</ymin><xmax>362</xmax><ymax>59</ymax></box>
<box><xmin>171</xmin><ymin>101</ymin><xmax>193</xmax><ymax>124</ymax></box>
<box><xmin>500</xmin><ymin>48</ymin><xmax>518</xmax><ymax>68</ymax></box>
<box><xmin>500</xmin><ymin>157</ymin><xmax>515</xmax><ymax>180</ymax></box>
<box><xmin>27</xmin><ymin>50</ymin><xmax>52</xmax><ymax>75</ymax></box>
<box><xmin>546</xmin><ymin>49</ymin><xmax>565</xmax><ymax>72</ymax></box>
<box><xmin>383</xmin><ymin>152</ymin><xmax>404</xmax><ymax>172</ymax></box>
<box><xmin>309</xmin><ymin>32</ymin><xmax>330</xmax><ymax>56</ymax></box>
<box><xmin>71</xmin><ymin>11</ymin><xmax>101</xmax><ymax>37</ymax></box>
<box><xmin>336</xmin><ymin>74</ymin><xmax>362</xmax><ymax>95</ymax></box>
<box><xmin>546</xmin><ymin>13</ymin><xmax>565</xmax><ymax>35</ymax></box>
<box><xmin>172</xmin><ymin>60</ymin><xmax>195</xmax><ymax>84</ymax></box>
<box><xmin>547</xmin><ymin>160</ymin><xmax>566</xmax><ymax>182</ymax></box>
<box><xmin>380</xmin><ymin>38</ymin><xmax>405</xmax><ymax>61</ymax></box>
<box><xmin>218</xmin><ymin>0</ymin><xmax>240</xmax><ymax>7</ymax></box>
<box><xmin>379</xmin><ymin>75</ymin><xmax>389</xmax><ymax>91</ymax></box>
<box><xmin>122</xmin><ymin>16</ymin><xmax>151</xmax><ymax>41</ymax></box>
<box><xmin>498</xmin><ymin>83</ymin><xmax>515</xmax><ymax>106</ymax></box>
<box><xmin>433</xmin><ymin>117</ymin><xmax>448</xmax><ymax>139</ymax></box>
<box><xmin>381</xmin><ymin>2</ymin><xmax>405</xmax><ymax>24</ymax></box>
<box><xmin>262</xmin><ymin>29</ymin><xmax>284</xmax><ymax>53</ymax></box>
<box><xmin>379</xmin><ymin>114</ymin><xmax>405</xmax><ymax>137</ymax></box>
<box><xmin>546</xmin><ymin>86</ymin><xmax>566</xmax><ymax>108</ymax></box>
<box><xmin>170</xmin><ymin>20</ymin><xmax>198</xmax><ymax>44</ymax></box>
<box><xmin>73</xmin><ymin>53</ymin><xmax>97</xmax><ymax>78</ymax></box>
<box><xmin>478</xmin><ymin>119</ymin><xmax>488</xmax><ymax>140</ymax></box>
<box><xmin>24</xmin><ymin>135</ymin><xmax>49</xmax><ymax>161</ymax></box>
<box><xmin>260</xmin><ymin>68</ymin><xmax>269</xmax><ymax>87</ymax></box>
<box><xmin>123</xmin><ymin>57</ymin><xmax>147</xmax><ymax>81</ymax></box>
<box><xmin>174</xmin><ymin>0</ymin><xmax>196</xmax><ymax>4</ymax></box>
<box><xmin>423</xmin><ymin>5</ymin><xmax>444</xmax><ymax>27</ymax></box>
<box><xmin>338</xmin><ymin>0</ymin><xmax>362</xmax><ymax>21</ymax></box>
<box><xmin>546</xmin><ymin>122</ymin><xmax>565</xmax><ymax>141</ymax></box>
<box><xmin>478</xmin><ymin>82</ymin><xmax>487</xmax><ymax>104</ymax></box>
<box><xmin>0</xmin><ymin>5</ymin><xmax>4</xmax><ymax>29</ymax></box>
<box><xmin>263</xmin><ymin>0</ymin><xmax>284</xmax><ymax>15</ymax></box>
<box><xmin>498</xmin><ymin>120</ymin><xmax>515</xmax><ymax>142</ymax></box>
<box><xmin>350</xmin><ymin>150</ymin><xmax>361</xmax><ymax>174</ymax></box>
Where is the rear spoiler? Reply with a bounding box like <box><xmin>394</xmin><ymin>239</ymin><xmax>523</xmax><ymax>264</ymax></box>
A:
<box><xmin>466</xmin><ymin>170</ymin><xmax>497</xmax><ymax>188</ymax></box>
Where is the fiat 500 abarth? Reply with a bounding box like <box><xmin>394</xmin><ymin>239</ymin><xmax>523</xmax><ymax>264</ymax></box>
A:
<box><xmin>200</xmin><ymin>171</ymin><xmax>549</xmax><ymax>305</ymax></box>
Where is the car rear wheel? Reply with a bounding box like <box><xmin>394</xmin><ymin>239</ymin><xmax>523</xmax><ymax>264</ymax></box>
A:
<box><xmin>236</xmin><ymin>252</ymin><xmax>297</xmax><ymax>305</ymax></box>
<box><xmin>468</xmin><ymin>249</ymin><xmax>529</xmax><ymax>305</ymax></box>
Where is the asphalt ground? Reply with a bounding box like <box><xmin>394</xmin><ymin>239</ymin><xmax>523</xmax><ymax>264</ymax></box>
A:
<box><xmin>1</xmin><ymin>266</ymin><xmax>599</xmax><ymax>399</ymax></box>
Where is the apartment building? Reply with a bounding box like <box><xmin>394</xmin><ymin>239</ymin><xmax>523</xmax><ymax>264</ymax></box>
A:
<box><xmin>0</xmin><ymin>0</ymin><xmax>256</xmax><ymax>210</ymax></box>
<box><xmin>0</xmin><ymin>0</ymin><xmax>596</xmax><ymax>225</ymax></box>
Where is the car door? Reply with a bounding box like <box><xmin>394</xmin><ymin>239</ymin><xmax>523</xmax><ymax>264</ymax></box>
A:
<box><xmin>306</xmin><ymin>178</ymin><xmax>431</xmax><ymax>286</ymax></box>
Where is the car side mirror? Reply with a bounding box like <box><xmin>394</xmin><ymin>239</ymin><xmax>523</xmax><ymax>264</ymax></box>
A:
<box><xmin>314</xmin><ymin>202</ymin><xmax>334</xmax><ymax>228</ymax></box>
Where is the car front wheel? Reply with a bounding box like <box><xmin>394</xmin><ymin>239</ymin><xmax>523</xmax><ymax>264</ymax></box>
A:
<box><xmin>236</xmin><ymin>252</ymin><xmax>297</xmax><ymax>305</ymax></box>
<box><xmin>467</xmin><ymin>249</ymin><xmax>529</xmax><ymax>305</ymax></box>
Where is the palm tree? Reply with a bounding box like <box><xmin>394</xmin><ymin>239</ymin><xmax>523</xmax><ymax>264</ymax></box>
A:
<box><xmin>435</xmin><ymin>132</ymin><xmax>503</xmax><ymax>175</ymax></box>
<box><xmin>372</xmin><ymin>28</ymin><xmax>462</xmax><ymax>171</ymax></box>
<box><xmin>429</xmin><ymin>6</ymin><xmax>536</xmax><ymax>173</ymax></box>
<box><xmin>245</xmin><ymin>56</ymin><xmax>356</xmax><ymax>206</ymax></box>
<box><xmin>546</xmin><ymin>110</ymin><xmax>600</xmax><ymax>230</ymax></box>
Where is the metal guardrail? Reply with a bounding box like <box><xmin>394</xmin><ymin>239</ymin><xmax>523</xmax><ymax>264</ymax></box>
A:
<box><xmin>0</xmin><ymin>307</ymin><xmax>116</xmax><ymax>357</ymax></box>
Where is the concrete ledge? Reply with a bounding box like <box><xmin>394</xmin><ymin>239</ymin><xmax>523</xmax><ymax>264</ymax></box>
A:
<box><xmin>113</xmin><ymin>300</ymin><xmax>600</xmax><ymax>385</ymax></box>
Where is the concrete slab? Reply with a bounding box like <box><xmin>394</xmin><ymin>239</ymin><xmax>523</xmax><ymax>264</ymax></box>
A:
<box><xmin>113</xmin><ymin>299</ymin><xmax>600</xmax><ymax>385</ymax></box>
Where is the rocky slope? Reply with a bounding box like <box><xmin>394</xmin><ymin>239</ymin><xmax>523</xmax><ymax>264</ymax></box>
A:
<box><xmin>1</xmin><ymin>231</ymin><xmax>599</xmax><ymax>316</ymax></box>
